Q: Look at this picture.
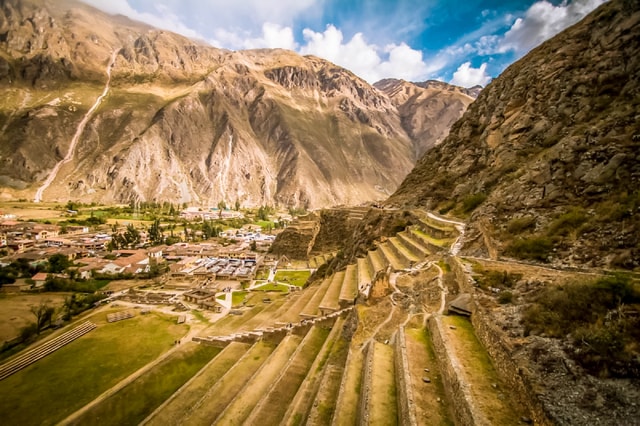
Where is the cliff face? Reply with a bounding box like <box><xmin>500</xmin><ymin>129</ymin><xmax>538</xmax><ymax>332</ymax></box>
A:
<box><xmin>0</xmin><ymin>0</ymin><xmax>472</xmax><ymax>209</ymax></box>
<box><xmin>389</xmin><ymin>0</ymin><xmax>640</xmax><ymax>269</ymax></box>
<box><xmin>374</xmin><ymin>79</ymin><xmax>477</xmax><ymax>157</ymax></box>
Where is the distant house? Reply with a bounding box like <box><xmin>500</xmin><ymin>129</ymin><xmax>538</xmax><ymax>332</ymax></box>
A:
<box><xmin>99</xmin><ymin>250</ymin><xmax>149</xmax><ymax>275</ymax></box>
<box><xmin>8</xmin><ymin>239</ymin><xmax>34</xmax><ymax>253</ymax></box>
<box><xmin>31</xmin><ymin>272</ymin><xmax>49</xmax><ymax>287</ymax></box>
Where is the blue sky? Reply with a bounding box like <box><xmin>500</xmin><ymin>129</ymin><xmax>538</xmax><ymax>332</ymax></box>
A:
<box><xmin>82</xmin><ymin>0</ymin><xmax>607</xmax><ymax>87</ymax></box>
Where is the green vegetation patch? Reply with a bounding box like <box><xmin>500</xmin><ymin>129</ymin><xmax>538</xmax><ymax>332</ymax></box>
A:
<box><xmin>231</xmin><ymin>291</ymin><xmax>247</xmax><ymax>306</ymax></box>
<box><xmin>72</xmin><ymin>343</ymin><xmax>221</xmax><ymax>425</ymax></box>
<box><xmin>0</xmin><ymin>312</ymin><xmax>188</xmax><ymax>425</ymax></box>
<box><xmin>274</xmin><ymin>270</ymin><xmax>311</xmax><ymax>287</ymax></box>
<box><xmin>254</xmin><ymin>283</ymin><xmax>290</xmax><ymax>292</ymax></box>
<box><xmin>522</xmin><ymin>275</ymin><xmax>640</xmax><ymax>378</ymax></box>
<box><xmin>505</xmin><ymin>236</ymin><xmax>553</xmax><ymax>261</ymax></box>
<box><xmin>461</xmin><ymin>192</ymin><xmax>487</xmax><ymax>213</ymax></box>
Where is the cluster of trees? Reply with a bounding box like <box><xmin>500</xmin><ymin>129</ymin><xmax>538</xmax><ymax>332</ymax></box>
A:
<box><xmin>0</xmin><ymin>258</ymin><xmax>44</xmax><ymax>286</ymax></box>
<box><xmin>107</xmin><ymin>223</ymin><xmax>141</xmax><ymax>250</ymax></box>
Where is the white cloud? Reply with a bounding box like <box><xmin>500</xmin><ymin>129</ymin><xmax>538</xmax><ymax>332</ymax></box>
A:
<box><xmin>240</xmin><ymin>23</ymin><xmax>298</xmax><ymax>50</ymax></box>
<box><xmin>450</xmin><ymin>62</ymin><xmax>491</xmax><ymax>87</ymax></box>
<box><xmin>299</xmin><ymin>25</ymin><xmax>437</xmax><ymax>83</ymax></box>
<box><xmin>499</xmin><ymin>0</ymin><xmax>608</xmax><ymax>54</ymax></box>
<box><xmin>82</xmin><ymin>0</ymin><xmax>203</xmax><ymax>40</ymax></box>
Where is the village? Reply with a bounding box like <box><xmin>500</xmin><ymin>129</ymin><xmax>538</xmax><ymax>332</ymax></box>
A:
<box><xmin>0</xmin><ymin>203</ymin><xmax>306</xmax><ymax>325</ymax></box>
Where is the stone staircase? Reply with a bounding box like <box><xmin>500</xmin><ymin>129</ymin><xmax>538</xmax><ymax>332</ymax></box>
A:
<box><xmin>0</xmin><ymin>321</ymin><xmax>96</xmax><ymax>381</ymax></box>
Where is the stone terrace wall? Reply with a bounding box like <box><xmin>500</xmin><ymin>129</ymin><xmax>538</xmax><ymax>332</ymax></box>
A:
<box><xmin>450</xmin><ymin>257</ymin><xmax>553</xmax><ymax>425</ymax></box>
<box><xmin>357</xmin><ymin>341</ymin><xmax>373</xmax><ymax>425</ymax></box>
<box><xmin>394</xmin><ymin>327</ymin><xmax>417</xmax><ymax>426</ymax></box>
<box><xmin>427</xmin><ymin>315</ymin><xmax>487</xmax><ymax>425</ymax></box>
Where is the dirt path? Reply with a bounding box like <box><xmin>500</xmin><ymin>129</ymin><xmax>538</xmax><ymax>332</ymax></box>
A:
<box><xmin>35</xmin><ymin>49</ymin><xmax>119</xmax><ymax>203</ymax></box>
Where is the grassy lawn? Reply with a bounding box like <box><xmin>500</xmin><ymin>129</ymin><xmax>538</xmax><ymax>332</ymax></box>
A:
<box><xmin>255</xmin><ymin>268</ymin><xmax>270</xmax><ymax>280</ymax></box>
<box><xmin>274</xmin><ymin>270</ymin><xmax>311</xmax><ymax>287</ymax></box>
<box><xmin>70</xmin><ymin>343</ymin><xmax>221</xmax><ymax>425</ymax></box>
<box><xmin>146</xmin><ymin>342</ymin><xmax>251</xmax><ymax>425</ymax></box>
<box><xmin>254</xmin><ymin>283</ymin><xmax>290</xmax><ymax>292</ymax></box>
<box><xmin>231</xmin><ymin>291</ymin><xmax>247</xmax><ymax>306</ymax></box>
<box><xmin>0</xmin><ymin>311</ymin><xmax>188</xmax><ymax>426</ymax></box>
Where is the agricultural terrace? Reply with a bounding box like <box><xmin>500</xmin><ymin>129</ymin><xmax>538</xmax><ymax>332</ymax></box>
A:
<box><xmin>0</xmin><ymin>310</ymin><xmax>189</xmax><ymax>425</ymax></box>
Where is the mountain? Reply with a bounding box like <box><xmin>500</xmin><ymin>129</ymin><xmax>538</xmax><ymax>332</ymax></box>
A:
<box><xmin>0</xmin><ymin>0</ymin><xmax>474</xmax><ymax>209</ymax></box>
<box><xmin>388</xmin><ymin>0</ymin><xmax>640</xmax><ymax>270</ymax></box>
<box><xmin>374</xmin><ymin>78</ymin><xmax>476</xmax><ymax>157</ymax></box>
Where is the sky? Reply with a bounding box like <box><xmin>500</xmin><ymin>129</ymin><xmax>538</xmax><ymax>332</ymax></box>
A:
<box><xmin>81</xmin><ymin>0</ymin><xmax>608</xmax><ymax>87</ymax></box>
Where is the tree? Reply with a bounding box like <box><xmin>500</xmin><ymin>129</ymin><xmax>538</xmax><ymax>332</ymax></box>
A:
<box><xmin>235</xmin><ymin>199</ymin><xmax>241</xmax><ymax>211</ymax></box>
<box><xmin>124</xmin><ymin>223</ymin><xmax>141</xmax><ymax>247</ymax></box>
<box><xmin>48</xmin><ymin>253</ymin><xmax>71</xmax><ymax>273</ymax></box>
<box><xmin>30</xmin><ymin>301</ymin><xmax>55</xmax><ymax>334</ymax></box>
<box><xmin>148</xmin><ymin>218</ymin><xmax>163</xmax><ymax>245</ymax></box>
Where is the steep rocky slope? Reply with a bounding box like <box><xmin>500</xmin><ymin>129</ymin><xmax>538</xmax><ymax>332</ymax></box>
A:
<box><xmin>375</xmin><ymin>79</ymin><xmax>477</xmax><ymax>157</ymax></box>
<box><xmin>0</xmin><ymin>0</ymin><xmax>472</xmax><ymax>209</ymax></box>
<box><xmin>389</xmin><ymin>0</ymin><xmax>640</xmax><ymax>270</ymax></box>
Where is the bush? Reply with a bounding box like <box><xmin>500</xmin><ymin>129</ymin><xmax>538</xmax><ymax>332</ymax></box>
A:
<box><xmin>462</xmin><ymin>193</ymin><xmax>487</xmax><ymax>213</ymax></box>
<box><xmin>498</xmin><ymin>291</ymin><xmax>514</xmax><ymax>304</ymax></box>
<box><xmin>506</xmin><ymin>216</ymin><xmax>536</xmax><ymax>234</ymax></box>
<box><xmin>521</xmin><ymin>275</ymin><xmax>640</xmax><ymax>377</ymax></box>
<box><xmin>506</xmin><ymin>237</ymin><xmax>553</xmax><ymax>261</ymax></box>
<box><xmin>546</xmin><ymin>207</ymin><xmax>588</xmax><ymax>237</ymax></box>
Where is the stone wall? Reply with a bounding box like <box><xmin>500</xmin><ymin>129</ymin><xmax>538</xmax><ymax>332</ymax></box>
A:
<box><xmin>357</xmin><ymin>340</ymin><xmax>373</xmax><ymax>426</ymax></box>
<box><xmin>394</xmin><ymin>327</ymin><xmax>417</xmax><ymax>426</ymax></box>
<box><xmin>427</xmin><ymin>315</ymin><xmax>488</xmax><ymax>426</ymax></box>
<box><xmin>450</xmin><ymin>256</ymin><xmax>553</xmax><ymax>425</ymax></box>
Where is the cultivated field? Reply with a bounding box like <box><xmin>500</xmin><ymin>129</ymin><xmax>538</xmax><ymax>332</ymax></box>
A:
<box><xmin>0</xmin><ymin>310</ymin><xmax>188</xmax><ymax>425</ymax></box>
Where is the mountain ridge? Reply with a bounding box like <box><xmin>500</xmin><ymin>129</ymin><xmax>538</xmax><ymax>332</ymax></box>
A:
<box><xmin>0</xmin><ymin>0</ymin><xmax>476</xmax><ymax>209</ymax></box>
<box><xmin>388</xmin><ymin>0</ymin><xmax>640</xmax><ymax>269</ymax></box>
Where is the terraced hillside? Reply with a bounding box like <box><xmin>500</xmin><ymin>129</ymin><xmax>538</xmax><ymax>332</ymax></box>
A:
<box><xmin>0</xmin><ymin>207</ymin><xmax>542</xmax><ymax>426</ymax></box>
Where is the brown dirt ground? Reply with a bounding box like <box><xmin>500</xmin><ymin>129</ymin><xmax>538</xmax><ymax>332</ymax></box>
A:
<box><xmin>0</xmin><ymin>292</ymin><xmax>70</xmax><ymax>342</ymax></box>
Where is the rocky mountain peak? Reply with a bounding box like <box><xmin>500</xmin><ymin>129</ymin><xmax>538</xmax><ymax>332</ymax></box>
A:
<box><xmin>388</xmin><ymin>0</ymin><xmax>640</xmax><ymax>269</ymax></box>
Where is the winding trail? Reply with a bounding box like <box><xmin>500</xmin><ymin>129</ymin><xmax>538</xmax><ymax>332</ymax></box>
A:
<box><xmin>34</xmin><ymin>49</ymin><xmax>118</xmax><ymax>203</ymax></box>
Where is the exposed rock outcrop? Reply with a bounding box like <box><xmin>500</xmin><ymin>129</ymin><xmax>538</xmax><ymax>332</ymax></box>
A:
<box><xmin>389</xmin><ymin>0</ymin><xmax>640</xmax><ymax>269</ymax></box>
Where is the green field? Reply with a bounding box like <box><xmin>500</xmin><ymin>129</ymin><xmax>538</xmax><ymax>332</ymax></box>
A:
<box><xmin>0</xmin><ymin>311</ymin><xmax>188</xmax><ymax>425</ymax></box>
<box><xmin>274</xmin><ymin>270</ymin><xmax>311</xmax><ymax>287</ymax></box>
<box><xmin>69</xmin><ymin>342</ymin><xmax>220</xmax><ymax>425</ymax></box>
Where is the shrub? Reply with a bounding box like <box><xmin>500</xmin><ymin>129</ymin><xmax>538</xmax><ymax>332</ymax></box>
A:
<box><xmin>546</xmin><ymin>207</ymin><xmax>588</xmax><ymax>237</ymax></box>
<box><xmin>506</xmin><ymin>237</ymin><xmax>553</xmax><ymax>261</ymax></box>
<box><xmin>521</xmin><ymin>275</ymin><xmax>640</xmax><ymax>377</ymax></box>
<box><xmin>498</xmin><ymin>291</ymin><xmax>514</xmax><ymax>304</ymax></box>
<box><xmin>506</xmin><ymin>216</ymin><xmax>536</xmax><ymax>234</ymax></box>
<box><xmin>462</xmin><ymin>193</ymin><xmax>487</xmax><ymax>213</ymax></box>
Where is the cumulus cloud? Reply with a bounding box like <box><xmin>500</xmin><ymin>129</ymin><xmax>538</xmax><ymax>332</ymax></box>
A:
<box><xmin>450</xmin><ymin>62</ymin><xmax>491</xmax><ymax>87</ymax></box>
<box><xmin>237</xmin><ymin>23</ymin><xmax>298</xmax><ymax>50</ymax></box>
<box><xmin>499</xmin><ymin>0</ymin><xmax>608</xmax><ymax>54</ymax></box>
<box><xmin>300</xmin><ymin>25</ymin><xmax>437</xmax><ymax>83</ymax></box>
<box><xmin>82</xmin><ymin>0</ymin><xmax>203</xmax><ymax>40</ymax></box>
